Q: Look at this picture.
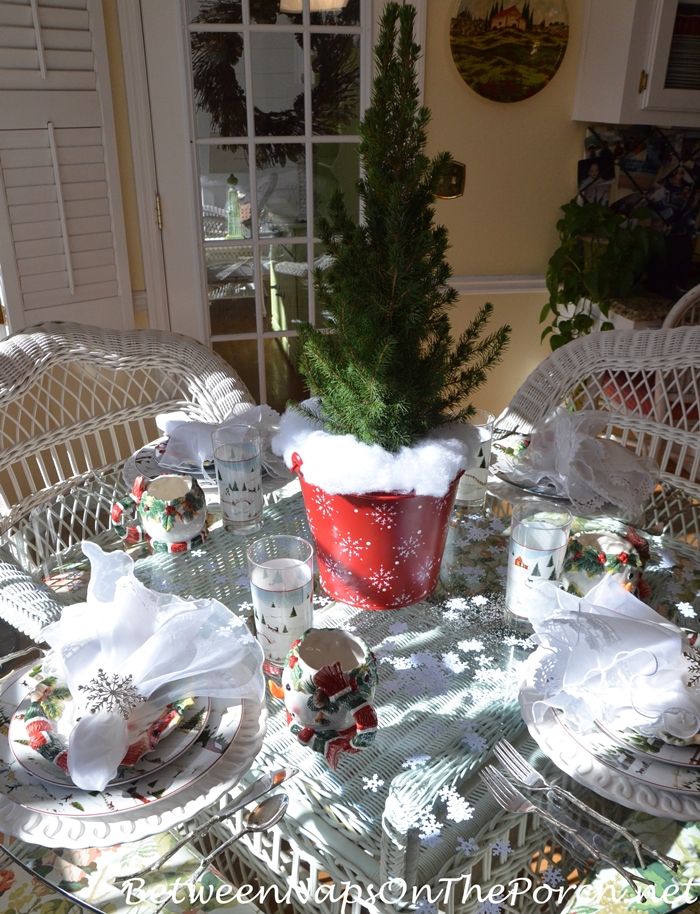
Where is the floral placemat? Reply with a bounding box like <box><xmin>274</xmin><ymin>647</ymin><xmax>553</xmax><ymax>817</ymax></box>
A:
<box><xmin>564</xmin><ymin>814</ymin><xmax>700</xmax><ymax>914</ymax></box>
<box><xmin>0</xmin><ymin>830</ymin><xmax>260</xmax><ymax>913</ymax></box>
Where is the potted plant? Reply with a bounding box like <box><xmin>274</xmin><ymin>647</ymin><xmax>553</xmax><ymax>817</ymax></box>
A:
<box><xmin>273</xmin><ymin>3</ymin><xmax>510</xmax><ymax>610</ymax></box>
<box><xmin>541</xmin><ymin>199</ymin><xmax>665</xmax><ymax>350</ymax></box>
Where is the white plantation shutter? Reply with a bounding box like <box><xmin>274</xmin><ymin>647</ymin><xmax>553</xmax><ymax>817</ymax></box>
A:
<box><xmin>0</xmin><ymin>0</ymin><xmax>133</xmax><ymax>331</ymax></box>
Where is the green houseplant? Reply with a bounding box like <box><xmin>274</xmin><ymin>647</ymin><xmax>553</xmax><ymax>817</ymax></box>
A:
<box><xmin>274</xmin><ymin>3</ymin><xmax>510</xmax><ymax>611</ymax></box>
<box><xmin>541</xmin><ymin>199</ymin><xmax>665</xmax><ymax>350</ymax></box>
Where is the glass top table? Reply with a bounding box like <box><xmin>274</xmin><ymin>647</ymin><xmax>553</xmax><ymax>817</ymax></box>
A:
<box><xmin>1</xmin><ymin>468</ymin><xmax>700</xmax><ymax>914</ymax></box>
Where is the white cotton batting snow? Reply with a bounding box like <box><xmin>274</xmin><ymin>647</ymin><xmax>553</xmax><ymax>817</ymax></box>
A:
<box><xmin>271</xmin><ymin>401</ymin><xmax>479</xmax><ymax>497</ymax></box>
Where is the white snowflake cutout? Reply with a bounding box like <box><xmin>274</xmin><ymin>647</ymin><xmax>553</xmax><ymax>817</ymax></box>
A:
<box><xmin>439</xmin><ymin>785</ymin><xmax>475</xmax><ymax>823</ymax></box>
<box><xmin>362</xmin><ymin>774</ymin><xmax>384</xmax><ymax>792</ymax></box>
<box><xmin>678</xmin><ymin>601</ymin><xmax>696</xmax><ymax>618</ymax></box>
<box><xmin>540</xmin><ymin>866</ymin><xmax>564</xmax><ymax>887</ymax></box>
<box><xmin>456</xmin><ymin>836</ymin><xmax>480</xmax><ymax>856</ymax></box>
<box><xmin>402</xmin><ymin>752</ymin><xmax>431</xmax><ymax>769</ymax></box>
<box><xmin>388</xmin><ymin>621</ymin><xmax>408</xmax><ymax>635</ymax></box>
<box><xmin>458</xmin><ymin>638</ymin><xmax>484</xmax><ymax>652</ymax></box>
<box><xmin>490</xmin><ymin>838</ymin><xmax>513</xmax><ymax>857</ymax></box>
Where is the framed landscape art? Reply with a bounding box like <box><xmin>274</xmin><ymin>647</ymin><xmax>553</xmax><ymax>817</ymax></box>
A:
<box><xmin>450</xmin><ymin>1</ymin><xmax>569</xmax><ymax>103</ymax></box>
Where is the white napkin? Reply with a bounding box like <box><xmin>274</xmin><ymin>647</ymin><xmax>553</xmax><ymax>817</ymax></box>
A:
<box><xmin>506</xmin><ymin>409</ymin><xmax>658</xmax><ymax>515</ymax></box>
<box><xmin>527</xmin><ymin>576</ymin><xmax>700</xmax><ymax>744</ymax></box>
<box><xmin>158</xmin><ymin>404</ymin><xmax>290</xmax><ymax>479</ymax></box>
<box><xmin>40</xmin><ymin>543</ymin><xmax>264</xmax><ymax>790</ymax></box>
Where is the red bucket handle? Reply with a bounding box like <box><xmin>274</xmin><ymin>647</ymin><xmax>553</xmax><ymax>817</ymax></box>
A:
<box><xmin>291</xmin><ymin>452</ymin><xmax>304</xmax><ymax>477</ymax></box>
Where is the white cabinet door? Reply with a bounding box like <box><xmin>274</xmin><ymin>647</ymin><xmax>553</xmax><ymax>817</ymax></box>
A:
<box><xmin>643</xmin><ymin>0</ymin><xmax>700</xmax><ymax>114</ymax></box>
<box><xmin>573</xmin><ymin>0</ymin><xmax>700</xmax><ymax>127</ymax></box>
<box><xmin>0</xmin><ymin>0</ymin><xmax>133</xmax><ymax>331</ymax></box>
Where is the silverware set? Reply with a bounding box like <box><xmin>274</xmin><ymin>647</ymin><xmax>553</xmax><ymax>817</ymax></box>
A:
<box><xmin>480</xmin><ymin>739</ymin><xmax>678</xmax><ymax>890</ymax></box>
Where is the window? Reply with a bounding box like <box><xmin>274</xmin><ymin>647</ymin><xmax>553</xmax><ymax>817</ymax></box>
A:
<box><xmin>136</xmin><ymin>0</ymin><xmax>424</xmax><ymax>409</ymax></box>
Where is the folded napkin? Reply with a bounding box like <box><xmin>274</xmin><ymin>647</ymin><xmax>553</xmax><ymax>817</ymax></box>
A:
<box><xmin>39</xmin><ymin>543</ymin><xmax>264</xmax><ymax>790</ymax></box>
<box><xmin>158</xmin><ymin>404</ymin><xmax>290</xmax><ymax>479</ymax></box>
<box><xmin>527</xmin><ymin>576</ymin><xmax>700</xmax><ymax>745</ymax></box>
<box><xmin>506</xmin><ymin>409</ymin><xmax>658</xmax><ymax>515</ymax></box>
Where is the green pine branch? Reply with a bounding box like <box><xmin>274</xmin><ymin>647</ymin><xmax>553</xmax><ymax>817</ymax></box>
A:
<box><xmin>295</xmin><ymin>2</ymin><xmax>510</xmax><ymax>452</ymax></box>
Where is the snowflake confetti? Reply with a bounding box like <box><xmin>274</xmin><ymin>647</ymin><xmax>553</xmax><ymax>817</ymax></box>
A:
<box><xmin>441</xmin><ymin>652</ymin><xmax>469</xmax><ymax>674</ymax></box>
<box><xmin>456</xmin><ymin>836</ymin><xmax>480</xmax><ymax>856</ymax></box>
<box><xmin>476</xmin><ymin>902</ymin><xmax>502</xmax><ymax>914</ymax></box>
<box><xmin>388</xmin><ymin>621</ymin><xmax>408</xmax><ymax>635</ymax></box>
<box><xmin>445</xmin><ymin>596</ymin><xmax>469</xmax><ymax>611</ymax></box>
<box><xmin>439</xmin><ymin>785</ymin><xmax>474</xmax><ymax>823</ymax></box>
<box><xmin>462</xmin><ymin>731</ymin><xmax>488</xmax><ymax>752</ymax></box>
<box><xmin>471</xmin><ymin>595</ymin><xmax>488</xmax><ymax>606</ymax></box>
<box><xmin>362</xmin><ymin>774</ymin><xmax>384</xmax><ymax>792</ymax></box>
<box><xmin>78</xmin><ymin>669</ymin><xmax>146</xmax><ymax>719</ymax></box>
<box><xmin>402</xmin><ymin>753</ymin><xmax>431</xmax><ymax>769</ymax></box>
<box><xmin>490</xmin><ymin>839</ymin><xmax>513</xmax><ymax>857</ymax></box>
<box><xmin>678</xmin><ymin>601</ymin><xmax>696</xmax><ymax>618</ymax></box>
<box><xmin>541</xmin><ymin>866</ymin><xmax>564</xmax><ymax>887</ymax></box>
<box><xmin>457</xmin><ymin>638</ymin><xmax>484</xmax><ymax>652</ymax></box>
<box><xmin>416</xmin><ymin>809</ymin><xmax>443</xmax><ymax>845</ymax></box>
<box><xmin>414</xmin><ymin>901</ymin><xmax>439</xmax><ymax>914</ymax></box>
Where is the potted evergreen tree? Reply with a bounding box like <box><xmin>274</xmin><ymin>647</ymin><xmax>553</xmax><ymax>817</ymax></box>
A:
<box><xmin>273</xmin><ymin>3</ymin><xmax>510</xmax><ymax>610</ymax></box>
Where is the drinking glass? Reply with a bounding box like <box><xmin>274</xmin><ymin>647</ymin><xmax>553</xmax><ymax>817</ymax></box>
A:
<box><xmin>247</xmin><ymin>535</ymin><xmax>314</xmax><ymax>676</ymax></box>
<box><xmin>455</xmin><ymin>409</ymin><xmax>495</xmax><ymax>510</ymax></box>
<box><xmin>505</xmin><ymin>501</ymin><xmax>572</xmax><ymax>624</ymax></box>
<box><xmin>212</xmin><ymin>425</ymin><xmax>263</xmax><ymax>534</ymax></box>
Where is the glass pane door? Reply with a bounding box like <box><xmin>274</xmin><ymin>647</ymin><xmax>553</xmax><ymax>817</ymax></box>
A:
<box><xmin>187</xmin><ymin>0</ymin><xmax>367</xmax><ymax>411</ymax></box>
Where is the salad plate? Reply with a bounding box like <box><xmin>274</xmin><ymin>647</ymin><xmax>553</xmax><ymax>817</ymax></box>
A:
<box><xmin>9</xmin><ymin>690</ymin><xmax>211</xmax><ymax>789</ymax></box>
<box><xmin>595</xmin><ymin>718</ymin><xmax>700</xmax><ymax>768</ymax></box>
<box><xmin>0</xmin><ymin>664</ymin><xmax>267</xmax><ymax>847</ymax></box>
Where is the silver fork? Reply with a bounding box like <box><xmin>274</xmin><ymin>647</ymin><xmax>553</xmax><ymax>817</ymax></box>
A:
<box><xmin>494</xmin><ymin>739</ymin><xmax>678</xmax><ymax>872</ymax></box>
<box><xmin>479</xmin><ymin>765</ymin><xmax>654</xmax><ymax>892</ymax></box>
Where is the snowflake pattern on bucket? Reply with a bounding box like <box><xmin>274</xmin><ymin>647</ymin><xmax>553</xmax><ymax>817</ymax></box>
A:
<box><xmin>370</xmin><ymin>503</ymin><xmax>397</xmax><ymax>529</ymax></box>
<box><xmin>312</xmin><ymin>490</ymin><xmax>336</xmax><ymax>519</ymax></box>
<box><xmin>338</xmin><ymin>535</ymin><xmax>369</xmax><ymax>559</ymax></box>
<box><xmin>394</xmin><ymin>533</ymin><xmax>423</xmax><ymax>559</ymax></box>
<box><xmin>369</xmin><ymin>565</ymin><xmax>396</xmax><ymax>592</ymax></box>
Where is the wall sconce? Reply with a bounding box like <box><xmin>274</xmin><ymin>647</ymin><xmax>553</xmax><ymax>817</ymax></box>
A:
<box><xmin>435</xmin><ymin>162</ymin><xmax>465</xmax><ymax>200</ymax></box>
<box><xmin>280</xmin><ymin>0</ymin><xmax>349</xmax><ymax>10</ymax></box>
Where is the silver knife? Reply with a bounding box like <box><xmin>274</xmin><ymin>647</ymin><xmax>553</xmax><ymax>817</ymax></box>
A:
<box><xmin>113</xmin><ymin>767</ymin><xmax>298</xmax><ymax>884</ymax></box>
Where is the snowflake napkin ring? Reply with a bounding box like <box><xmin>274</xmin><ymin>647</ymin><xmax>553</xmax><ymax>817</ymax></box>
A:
<box><xmin>78</xmin><ymin>670</ymin><xmax>147</xmax><ymax>719</ymax></box>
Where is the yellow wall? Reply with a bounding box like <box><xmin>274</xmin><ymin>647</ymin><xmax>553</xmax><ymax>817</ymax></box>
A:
<box><xmin>102</xmin><ymin>0</ymin><xmax>588</xmax><ymax>402</ymax></box>
<box><xmin>427</xmin><ymin>0</ymin><xmax>588</xmax><ymax>417</ymax></box>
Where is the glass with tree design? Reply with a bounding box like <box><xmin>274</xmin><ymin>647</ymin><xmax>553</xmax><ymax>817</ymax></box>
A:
<box><xmin>505</xmin><ymin>502</ymin><xmax>572</xmax><ymax>625</ymax></box>
<box><xmin>247</xmin><ymin>535</ymin><xmax>314</xmax><ymax>676</ymax></box>
<box><xmin>455</xmin><ymin>409</ymin><xmax>495</xmax><ymax>509</ymax></box>
<box><xmin>212</xmin><ymin>425</ymin><xmax>263</xmax><ymax>534</ymax></box>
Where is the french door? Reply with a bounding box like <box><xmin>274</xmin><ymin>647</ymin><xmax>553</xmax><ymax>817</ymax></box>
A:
<box><xmin>141</xmin><ymin>0</ymin><xmax>378</xmax><ymax>411</ymax></box>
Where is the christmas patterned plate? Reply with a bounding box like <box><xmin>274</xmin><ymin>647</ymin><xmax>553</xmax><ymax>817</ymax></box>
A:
<box><xmin>122</xmin><ymin>438</ymin><xmax>215</xmax><ymax>489</ymax></box>
<box><xmin>595</xmin><ymin>718</ymin><xmax>700</xmax><ymax>768</ymax></box>
<box><xmin>9</xmin><ymin>691</ymin><xmax>211</xmax><ymax>789</ymax></box>
<box><xmin>520</xmin><ymin>650</ymin><xmax>700</xmax><ymax>821</ymax></box>
<box><xmin>0</xmin><ymin>663</ymin><xmax>267</xmax><ymax>847</ymax></box>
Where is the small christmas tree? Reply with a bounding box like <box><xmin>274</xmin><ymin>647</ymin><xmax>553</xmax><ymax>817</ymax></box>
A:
<box><xmin>296</xmin><ymin>2</ymin><xmax>510</xmax><ymax>453</ymax></box>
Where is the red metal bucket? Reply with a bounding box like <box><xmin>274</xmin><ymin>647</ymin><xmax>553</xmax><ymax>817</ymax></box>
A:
<box><xmin>291</xmin><ymin>453</ymin><xmax>460</xmax><ymax>610</ymax></box>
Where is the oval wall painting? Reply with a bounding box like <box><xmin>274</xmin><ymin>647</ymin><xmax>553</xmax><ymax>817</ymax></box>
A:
<box><xmin>450</xmin><ymin>1</ymin><xmax>569</xmax><ymax>103</ymax></box>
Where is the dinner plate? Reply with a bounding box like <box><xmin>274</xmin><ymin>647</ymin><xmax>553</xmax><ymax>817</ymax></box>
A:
<box><xmin>9</xmin><ymin>693</ymin><xmax>211</xmax><ymax>788</ymax></box>
<box><xmin>595</xmin><ymin>718</ymin><xmax>700</xmax><ymax>768</ymax></box>
<box><xmin>555</xmin><ymin>712</ymin><xmax>700</xmax><ymax>795</ymax></box>
<box><xmin>122</xmin><ymin>437</ymin><xmax>214</xmax><ymax>489</ymax></box>
<box><xmin>520</xmin><ymin>650</ymin><xmax>700</xmax><ymax>821</ymax></box>
<box><xmin>0</xmin><ymin>664</ymin><xmax>267</xmax><ymax>847</ymax></box>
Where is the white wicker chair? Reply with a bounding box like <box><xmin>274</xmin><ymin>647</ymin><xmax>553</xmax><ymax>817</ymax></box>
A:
<box><xmin>0</xmin><ymin>322</ymin><xmax>254</xmax><ymax>636</ymax></box>
<box><xmin>497</xmin><ymin>327</ymin><xmax>700</xmax><ymax>546</ymax></box>
<box><xmin>662</xmin><ymin>282</ymin><xmax>700</xmax><ymax>328</ymax></box>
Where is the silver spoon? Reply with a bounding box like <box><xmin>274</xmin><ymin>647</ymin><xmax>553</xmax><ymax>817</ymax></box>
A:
<box><xmin>148</xmin><ymin>793</ymin><xmax>289</xmax><ymax>914</ymax></box>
